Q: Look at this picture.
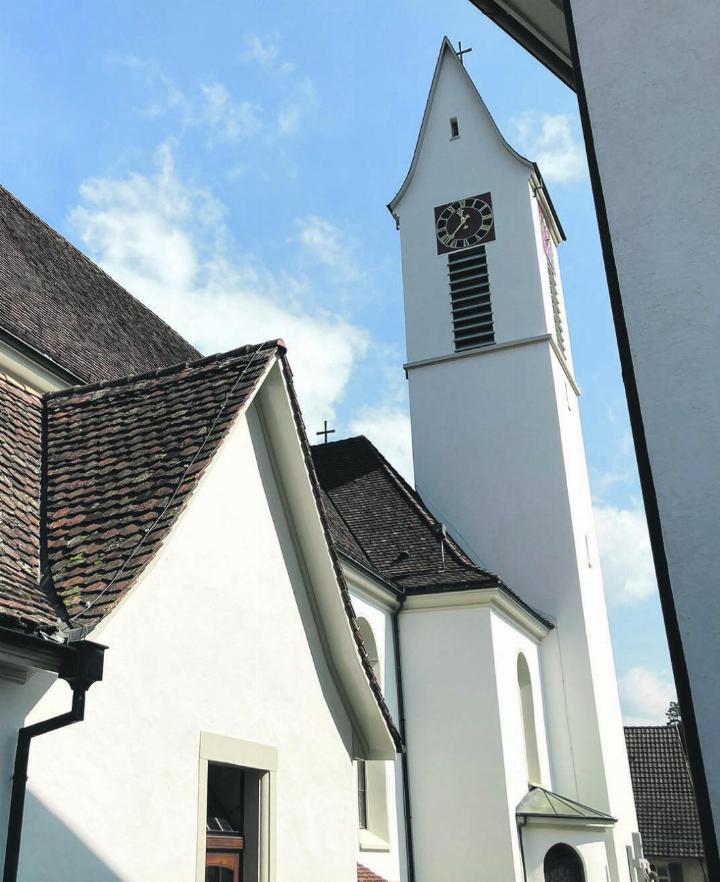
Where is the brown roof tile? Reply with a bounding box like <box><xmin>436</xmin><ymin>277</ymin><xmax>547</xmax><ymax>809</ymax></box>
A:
<box><xmin>0</xmin><ymin>375</ymin><xmax>58</xmax><ymax>627</ymax></box>
<box><xmin>0</xmin><ymin>184</ymin><xmax>199</xmax><ymax>383</ymax></box>
<box><xmin>357</xmin><ymin>865</ymin><xmax>390</xmax><ymax>882</ymax></box>
<box><xmin>44</xmin><ymin>342</ymin><xmax>279</xmax><ymax>625</ymax></box>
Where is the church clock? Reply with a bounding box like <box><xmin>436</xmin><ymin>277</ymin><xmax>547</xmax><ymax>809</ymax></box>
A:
<box><xmin>434</xmin><ymin>192</ymin><xmax>495</xmax><ymax>254</ymax></box>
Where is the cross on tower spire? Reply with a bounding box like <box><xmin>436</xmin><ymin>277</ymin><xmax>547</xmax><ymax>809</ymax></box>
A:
<box><xmin>316</xmin><ymin>420</ymin><xmax>336</xmax><ymax>444</ymax></box>
<box><xmin>456</xmin><ymin>41</ymin><xmax>472</xmax><ymax>66</ymax></box>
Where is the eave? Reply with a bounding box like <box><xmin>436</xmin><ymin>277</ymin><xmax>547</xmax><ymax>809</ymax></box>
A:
<box><xmin>468</xmin><ymin>0</ymin><xmax>575</xmax><ymax>90</ymax></box>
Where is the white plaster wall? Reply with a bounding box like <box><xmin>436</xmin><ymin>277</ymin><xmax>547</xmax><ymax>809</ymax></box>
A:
<box><xmin>394</xmin><ymin>45</ymin><xmax>554</xmax><ymax>364</ymax></box>
<box><xmin>522</xmin><ymin>825</ymin><xmax>610</xmax><ymax>882</ymax></box>
<box><xmin>396</xmin><ymin>40</ymin><xmax>638</xmax><ymax>879</ymax></box>
<box><xmin>399</xmin><ymin>603</ymin><xmax>523</xmax><ymax>882</ymax></box>
<box><xmin>571</xmin><ymin>0</ymin><xmax>720</xmax><ymax>848</ymax></box>
<box><xmin>350</xmin><ymin>592</ymin><xmax>405</xmax><ymax>882</ymax></box>
<box><xmin>490</xmin><ymin>614</ymin><xmax>552</xmax><ymax>809</ymax></box>
<box><xmin>0</xmin><ymin>402</ymin><xmax>360</xmax><ymax>881</ymax></box>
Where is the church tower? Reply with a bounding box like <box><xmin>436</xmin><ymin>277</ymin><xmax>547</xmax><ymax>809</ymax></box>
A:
<box><xmin>390</xmin><ymin>38</ymin><xmax>639</xmax><ymax>880</ymax></box>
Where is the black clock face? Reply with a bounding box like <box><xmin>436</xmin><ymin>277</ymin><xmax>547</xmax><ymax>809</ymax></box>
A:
<box><xmin>434</xmin><ymin>192</ymin><xmax>495</xmax><ymax>254</ymax></box>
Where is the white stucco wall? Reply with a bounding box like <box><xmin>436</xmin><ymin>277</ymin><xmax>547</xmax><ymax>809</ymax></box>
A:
<box><xmin>522</xmin><ymin>825</ymin><xmax>611</xmax><ymax>882</ymax></box>
<box><xmin>570</xmin><ymin>0</ymin><xmax>720</xmax><ymax>850</ymax></box>
<box><xmin>0</xmin><ymin>401</ymin><xmax>361</xmax><ymax>881</ymax></box>
<box><xmin>399</xmin><ymin>598</ymin><xmax>542</xmax><ymax>882</ymax></box>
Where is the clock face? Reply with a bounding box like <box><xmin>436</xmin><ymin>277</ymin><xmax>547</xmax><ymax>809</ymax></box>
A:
<box><xmin>434</xmin><ymin>192</ymin><xmax>495</xmax><ymax>255</ymax></box>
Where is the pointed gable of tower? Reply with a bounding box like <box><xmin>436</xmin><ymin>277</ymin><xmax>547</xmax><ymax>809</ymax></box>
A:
<box><xmin>388</xmin><ymin>37</ymin><xmax>562</xmax><ymax>240</ymax></box>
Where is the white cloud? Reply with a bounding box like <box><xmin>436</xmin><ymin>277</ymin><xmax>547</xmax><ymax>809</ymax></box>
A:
<box><xmin>199</xmin><ymin>83</ymin><xmax>263</xmax><ymax>142</ymax></box>
<box><xmin>296</xmin><ymin>215</ymin><xmax>362</xmax><ymax>283</ymax></box>
<box><xmin>510</xmin><ymin>112</ymin><xmax>587</xmax><ymax>183</ymax></box>
<box><xmin>349</xmin><ymin>405</ymin><xmax>413</xmax><ymax>482</ymax></box>
<box><xmin>277</xmin><ymin>77</ymin><xmax>318</xmax><ymax>136</ymax></box>
<box><xmin>243</xmin><ymin>33</ymin><xmax>296</xmax><ymax>75</ymax></box>
<box><xmin>620</xmin><ymin>666</ymin><xmax>676</xmax><ymax>725</ymax></box>
<box><xmin>68</xmin><ymin>143</ymin><xmax>368</xmax><ymax>430</ymax></box>
<box><xmin>593</xmin><ymin>502</ymin><xmax>657</xmax><ymax>605</ymax></box>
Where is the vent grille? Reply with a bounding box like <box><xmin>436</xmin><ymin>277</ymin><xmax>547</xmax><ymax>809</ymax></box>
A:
<box><xmin>448</xmin><ymin>245</ymin><xmax>495</xmax><ymax>351</ymax></box>
<box><xmin>547</xmin><ymin>257</ymin><xmax>566</xmax><ymax>356</ymax></box>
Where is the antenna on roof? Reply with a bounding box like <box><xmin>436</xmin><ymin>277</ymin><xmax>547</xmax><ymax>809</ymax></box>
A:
<box><xmin>433</xmin><ymin>522</ymin><xmax>448</xmax><ymax>570</ymax></box>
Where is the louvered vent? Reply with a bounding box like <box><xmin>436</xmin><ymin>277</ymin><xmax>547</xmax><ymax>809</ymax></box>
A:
<box><xmin>448</xmin><ymin>245</ymin><xmax>495</xmax><ymax>351</ymax></box>
<box><xmin>547</xmin><ymin>257</ymin><xmax>566</xmax><ymax>356</ymax></box>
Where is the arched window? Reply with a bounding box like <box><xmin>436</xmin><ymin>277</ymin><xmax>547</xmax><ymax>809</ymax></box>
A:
<box><xmin>517</xmin><ymin>653</ymin><xmax>541</xmax><ymax>785</ymax></box>
<box><xmin>544</xmin><ymin>843</ymin><xmax>585</xmax><ymax>882</ymax></box>
<box><xmin>355</xmin><ymin>618</ymin><xmax>389</xmax><ymax>847</ymax></box>
<box><xmin>358</xmin><ymin>617</ymin><xmax>381</xmax><ymax>687</ymax></box>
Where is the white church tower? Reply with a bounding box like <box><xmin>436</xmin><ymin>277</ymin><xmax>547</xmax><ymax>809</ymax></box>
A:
<box><xmin>389</xmin><ymin>39</ymin><xmax>640</xmax><ymax>882</ymax></box>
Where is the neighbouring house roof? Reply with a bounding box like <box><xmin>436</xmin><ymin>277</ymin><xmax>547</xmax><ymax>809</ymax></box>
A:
<box><xmin>0</xmin><ymin>184</ymin><xmax>200</xmax><ymax>384</ymax></box>
<box><xmin>516</xmin><ymin>786</ymin><xmax>615</xmax><ymax>825</ymax></box>
<box><xmin>624</xmin><ymin>725</ymin><xmax>705</xmax><ymax>859</ymax></box>
<box><xmin>357</xmin><ymin>865</ymin><xmax>389</xmax><ymax>882</ymax></box>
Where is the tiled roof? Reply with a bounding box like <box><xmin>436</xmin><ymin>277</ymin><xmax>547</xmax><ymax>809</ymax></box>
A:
<box><xmin>357</xmin><ymin>864</ymin><xmax>390</xmax><ymax>882</ymax></box>
<box><xmin>0</xmin><ymin>184</ymin><xmax>199</xmax><ymax>383</ymax></box>
<box><xmin>0</xmin><ymin>343</ymin><xmax>277</xmax><ymax>629</ymax></box>
<box><xmin>44</xmin><ymin>342</ymin><xmax>278</xmax><ymax>625</ymax></box>
<box><xmin>0</xmin><ymin>375</ymin><xmax>58</xmax><ymax>627</ymax></box>
<box><xmin>624</xmin><ymin>725</ymin><xmax>704</xmax><ymax>858</ymax></box>
<box><xmin>311</xmin><ymin>435</ymin><xmax>499</xmax><ymax>594</ymax></box>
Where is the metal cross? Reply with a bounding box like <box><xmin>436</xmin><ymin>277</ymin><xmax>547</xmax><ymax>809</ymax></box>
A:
<box><xmin>316</xmin><ymin>420</ymin><xmax>336</xmax><ymax>444</ymax></box>
<box><xmin>456</xmin><ymin>41</ymin><xmax>472</xmax><ymax>66</ymax></box>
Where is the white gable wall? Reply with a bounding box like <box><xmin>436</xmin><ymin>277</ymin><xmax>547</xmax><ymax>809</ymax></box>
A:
<box><xmin>0</xmin><ymin>399</ymin><xmax>363</xmax><ymax>881</ymax></box>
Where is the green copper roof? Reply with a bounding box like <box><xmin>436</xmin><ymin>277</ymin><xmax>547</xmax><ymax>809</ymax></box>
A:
<box><xmin>516</xmin><ymin>787</ymin><xmax>616</xmax><ymax>824</ymax></box>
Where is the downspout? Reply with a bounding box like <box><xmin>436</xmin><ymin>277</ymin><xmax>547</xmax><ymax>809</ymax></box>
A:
<box><xmin>392</xmin><ymin>606</ymin><xmax>415</xmax><ymax>882</ymax></box>
<box><xmin>517</xmin><ymin>817</ymin><xmax>529</xmax><ymax>882</ymax></box>
<box><xmin>2</xmin><ymin>640</ymin><xmax>105</xmax><ymax>882</ymax></box>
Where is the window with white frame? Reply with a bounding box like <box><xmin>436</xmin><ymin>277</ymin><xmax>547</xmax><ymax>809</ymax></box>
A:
<box><xmin>198</xmin><ymin>732</ymin><xmax>277</xmax><ymax>882</ymax></box>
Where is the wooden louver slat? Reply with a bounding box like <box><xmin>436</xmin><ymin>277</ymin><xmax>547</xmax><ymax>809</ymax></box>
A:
<box><xmin>448</xmin><ymin>245</ymin><xmax>495</xmax><ymax>351</ymax></box>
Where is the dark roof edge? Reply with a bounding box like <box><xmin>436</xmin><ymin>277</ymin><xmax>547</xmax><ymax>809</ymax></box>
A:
<box><xmin>0</xmin><ymin>325</ymin><xmax>85</xmax><ymax>387</ymax></box>
<box><xmin>279</xmin><ymin>363</ymin><xmax>403</xmax><ymax>752</ymax></box>
<box><xmin>468</xmin><ymin>0</ymin><xmax>575</xmax><ymax>89</ymax></box>
<box><xmin>339</xmin><ymin>551</ymin><xmax>404</xmax><ymax>598</ymax></box>
<box><xmin>44</xmin><ymin>340</ymin><xmax>286</xmax><ymax>402</ymax></box>
<box><xmin>0</xmin><ymin>623</ymin><xmax>75</xmax><ymax>673</ymax></box>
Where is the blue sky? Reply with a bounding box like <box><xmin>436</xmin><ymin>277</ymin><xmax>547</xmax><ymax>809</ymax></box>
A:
<box><xmin>1</xmin><ymin>0</ymin><xmax>674</xmax><ymax>723</ymax></box>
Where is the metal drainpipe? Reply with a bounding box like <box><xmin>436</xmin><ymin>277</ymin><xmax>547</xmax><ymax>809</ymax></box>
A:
<box><xmin>392</xmin><ymin>607</ymin><xmax>415</xmax><ymax>882</ymax></box>
<box><xmin>2</xmin><ymin>640</ymin><xmax>105</xmax><ymax>882</ymax></box>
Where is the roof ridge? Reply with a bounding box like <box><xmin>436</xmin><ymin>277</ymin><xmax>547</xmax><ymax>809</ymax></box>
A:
<box><xmin>0</xmin><ymin>183</ymin><xmax>198</xmax><ymax>360</ymax></box>
<box><xmin>45</xmin><ymin>339</ymin><xmax>285</xmax><ymax>401</ymax></box>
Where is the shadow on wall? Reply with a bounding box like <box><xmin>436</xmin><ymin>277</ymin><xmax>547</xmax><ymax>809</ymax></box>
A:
<box><xmin>17</xmin><ymin>793</ymin><xmax>123</xmax><ymax>882</ymax></box>
<box><xmin>0</xmin><ymin>675</ymin><xmax>121</xmax><ymax>881</ymax></box>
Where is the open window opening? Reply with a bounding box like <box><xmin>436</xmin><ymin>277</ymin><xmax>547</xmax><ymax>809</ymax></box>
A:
<box><xmin>517</xmin><ymin>653</ymin><xmax>542</xmax><ymax>786</ymax></box>
<box><xmin>206</xmin><ymin>762</ymin><xmax>264</xmax><ymax>882</ymax></box>
<box><xmin>450</xmin><ymin>116</ymin><xmax>460</xmax><ymax>138</ymax></box>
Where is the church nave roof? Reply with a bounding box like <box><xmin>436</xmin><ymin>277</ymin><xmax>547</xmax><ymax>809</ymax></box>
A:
<box><xmin>0</xmin><ymin>184</ymin><xmax>200</xmax><ymax>385</ymax></box>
